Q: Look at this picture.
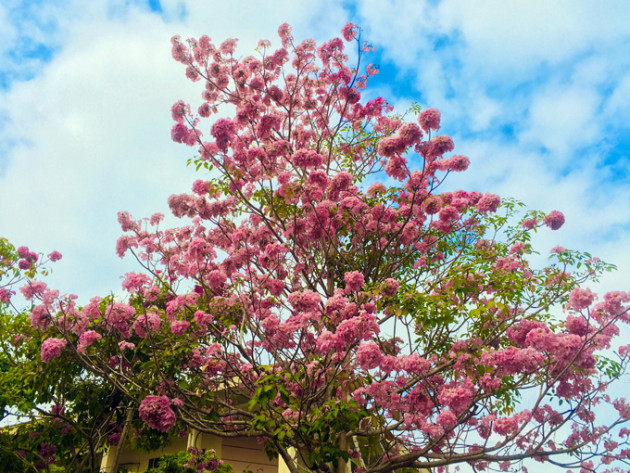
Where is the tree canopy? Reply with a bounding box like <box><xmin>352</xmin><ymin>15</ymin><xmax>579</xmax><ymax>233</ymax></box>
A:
<box><xmin>3</xmin><ymin>23</ymin><xmax>630</xmax><ymax>473</ymax></box>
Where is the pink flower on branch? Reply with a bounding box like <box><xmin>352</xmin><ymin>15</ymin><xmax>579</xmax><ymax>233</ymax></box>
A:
<box><xmin>139</xmin><ymin>395</ymin><xmax>177</xmax><ymax>432</ymax></box>
<box><xmin>344</xmin><ymin>271</ymin><xmax>365</xmax><ymax>293</ymax></box>
<box><xmin>418</xmin><ymin>108</ymin><xmax>441</xmax><ymax>133</ymax></box>
<box><xmin>41</xmin><ymin>337</ymin><xmax>67</xmax><ymax>363</ymax></box>
<box><xmin>544</xmin><ymin>210</ymin><xmax>565</xmax><ymax>230</ymax></box>
<box><xmin>342</xmin><ymin>23</ymin><xmax>358</xmax><ymax>42</ymax></box>
<box><xmin>77</xmin><ymin>330</ymin><xmax>101</xmax><ymax>353</ymax></box>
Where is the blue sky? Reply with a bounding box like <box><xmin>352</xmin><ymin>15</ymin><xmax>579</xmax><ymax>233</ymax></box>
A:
<box><xmin>1</xmin><ymin>0</ymin><xmax>630</xmax><ymax>304</ymax></box>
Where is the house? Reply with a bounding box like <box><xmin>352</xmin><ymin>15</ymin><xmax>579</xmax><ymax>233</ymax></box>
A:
<box><xmin>99</xmin><ymin>430</ymin><xmax>282</xmax><ymax>473</ymax></box>
<box><xmin>99</xmin><ymin>430</ymin><xmax>431</xmax><ymax>473</ymax></box>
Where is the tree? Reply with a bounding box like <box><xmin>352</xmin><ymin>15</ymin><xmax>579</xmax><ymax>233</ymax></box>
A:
<box><xmin>22</xmin><ymin>23</ymin><xmax>630</xmax><ymax>473</ymax></box>
<box><xmin>0</xmin><ymin>240</ymin><xmax>181</xmax><ymax>473</ymax></box>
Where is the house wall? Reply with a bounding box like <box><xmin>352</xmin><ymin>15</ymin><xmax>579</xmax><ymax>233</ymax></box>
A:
<box><xmin>220</xmin><ymin>436</ymin><xmax>278</xmax><ymax>473</ymax></box>
<box><xmin>99</xmin><ymin>432</ymin><xmax>277</xmax><ymax>473</ymax></box>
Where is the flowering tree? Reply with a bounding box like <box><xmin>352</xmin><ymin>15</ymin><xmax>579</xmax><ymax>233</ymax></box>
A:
<box><xmin>0</xmin><ymin>241</ymin><xmax>180</xmax><ymax>473</ymax></box>
<box><xmin>24</xmin><ymin>23</ymin><xmax>630</xmax><ymax>473</ymax></box>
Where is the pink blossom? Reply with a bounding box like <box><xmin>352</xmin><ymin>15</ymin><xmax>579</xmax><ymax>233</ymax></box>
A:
<box><xmin>219</xmin><ymin>38</ymin><xmax>238</xmax><ymax>55</ymax></box>
<box><xmin>307</xmin><ymin>170</ymin><xmax>328</xmax><ymax>190</ymax></box>
<box><xmin>438</xmin><ymin>380</ymin><xmax>474</xmax><ymax>415</ymax></box>
<box><xmin>264</xmin><ymin>279</ymin><xmax>285</xmax><ymax>297</ymax></box>
<box><xmin>278</xmin><ymin>23</ymin><xmax>293</xmax><ymax>47</ymax></box>
<box><xmin>544</xmin><ymin>210</ymin><xmax>565</xmax><ymax>230</ymax></box>
<box><xmin>522</xmin><ymin>218</ymin><xmax>538</xmax><ymax>229</ymax></box>
<box><xmin>568</xmin><ymin>288</ymin><xmax>596</xmax><ymax>311</ymax></box>
<box><xmin>133</xmin><ymin>312</ymin><xmax>161</xmax><ymax>338</ymax></box>
<box><xmin>328</xmin><ymin>171</ymin><xmax>353</xmax><ymax>199</ymax></box>
<box><xmin>613</xmin><ymin>398</ymin><xmax>630</xmax><ymax>419</ymax></box>
<box><xmin>381</xmin><ymin>278</ymin><xmax>399</xmax><ymax>297</ymax></box>
<box><xmin>399</xmin><ymin>353</ymin><xmax>431</xmax><ymax>374</ymax></box>
<box><xmin>342</xmin><ymin>23</ymin><xmax>357</xmax><ymax>42</ymax></box>
<box><xmin>288</xmin><ymin>290</ymin><xmax>321</xmax><ymax>311</ymax></box>
<box><xmin>493</xmin><ymin>416</ymin><xmax>520</xmax><ymax>436</ymax></box>
<box><xmin>171</xmin><ymin>100</ymin><xmax>190</xmax><ymax>123</ymax></box>
<box><xmin>77</xmin><ymin>330</ymin><xmax>102</xmax><ymax>353</ymax></box>
<box><xmin>210</xmin><ymin>118</ymin><xmax>235</xmax><ymax>152</ymax></box>
<box><xmin>17</xmin><ymin>246</ymin><xmax>38</xmax><ymax>262</ymax></box>
<box><xmin>448</xmin><ymin>155</ymin><xmax>470</xmax><ymax>172</ymax></box>
<box><xmin>367</xmin><ymin>182</ymin><xmax>386</xmax><ymax>195</ymax></box>
<box><xmin>118</xmin><ymin>340</ymin><xmax>135</xmax><ymax>350</ymax></box>
<box><xmin>30</xmin><ymin>304</ymin><xmax>52</xmax><ymax>330</ymax></box>
<box><xmin>356</xmin><ymin>342</ymin><xmax>383</xmax><ymax>370</ymax></box>
<box><xmin>20</xmin><ymin>280</ymin><xmax>47</xmax><ymax>300</ymax></box>
<box><xmin>171</xmin><ymin>123</ymin><xmax>197</xmax><ymax>146</ymax></box>
<box><xmin>397</xmin><ymin>123</ymin><xmax>423</xmax><ymax>146</ymax></box>
<box><xmin>168</xmin><ymin>193</ymin><xmax>195</xmax><ymax>218</ymax></box>
<box><xmin>194</xmin><ymin>310</ymin><xmax>213</xmax><ymax>330</ymax></box>
<box><xmin>105</xmin><ymin>303</ymin><xmax>136</xmax><ymax>337</ymax></box>
<box><xmin>429</xmin><ymin>135</ymin><xmax>454</xmax><ymax>157</ymax></box>
<box><xmin>206</xmin><ymin>270</ymin><xmax>227</xmax><ymax>291</ymax></box>
<box><xmin>0</xmin><ymin>288</ymin><xmax>11</xmax><ymax>304</ymax></box>
<box><xmin>418</xmin><ymin>108</ymin><xmax>441</xmax><ymax>133</ymax></box>
<box><xmin>476</xmin><ymin>192</ymin><xmax>501</xmax><ymax>214</ymax></box>
<box><xmin>436</xmin><ymin>410</ymin><xmax>457</xmax><ymax>429</ymax></box>
<box><xmin>378</xmin><ymin>136</ymin><xmax>405</xmax><ymax>158</ymax></box>
<box><xmin>47</xmin><ymin>251</ymin><xmax>62</xmax><ymax>262</ymax></box>
<box><xmin>256</xmin><ymin>114</ymin><xmax>281</xmax><ymax>139</ymax></box>
<box><xmin>385</xmin><ymin>155</ymin><xmax>408</xmax><ymax>181</ymax></box>
<box><xmin>170</xmin><ymin>320</ymin><xmax>190</xmax><ymax>336</ymax></box>
<box><xmin>41</xmin><ymin>337</ymin><xmax>67</xmax><ymax>363</ymax></box>
<box><xmin>139</xmin><ymin>395</ymin><xmax>177</xmax><ymax>432</ymax></box>
<box><xmin>341</xmin><ymin>87</ymin><xmax>361</xmax><ymax>104</ymax></box>
<box><xmin>344</xmin><ymin>271</ymin><xmax>365</xmax><ymax>293</ymax></box>
<box><xmin>292</xmin><ymin>149</ymin><xmax>324</xmax><ymax>169</ymax></box>
<box><xmin>149</xmin><ymin>213</ymin><xmax>164</xmax><ymax>226</ymax></box>
<box><xmin>18</xmin><ymin>259</ymin><xmax>31</xmax><ymax>270</ymax></box>
<box><xmin>565</xmin><ymin>316</ymin><xmax>589</xmax><ymax>336</ymax></box>
<box><xmin>198</xmin><ymin>103</ymin><xmax>212</xmax><ymax>117</ymax></box>
<box><xmin>366</xmin><ymin>63</ymin><xmax>379</xmax><ymax>76</ymax></box>
<box><xmin>603</xmin><ymin>291</ymin><xmax>630</xmax><ymax>316</ymax></box>
<box><xmin>122</xmin><ymin>272</ymin><xmax>152</xmax><ymax>293</ymax></box>
<box><xmin>192</xmin><ymin>180</ymin><xmax>210</xmax><ymax>195</ymax></box>
<box><xmin>144</xmin><ymin>285</ymin><xmax>161</xmax><ymax>301</ymax></box>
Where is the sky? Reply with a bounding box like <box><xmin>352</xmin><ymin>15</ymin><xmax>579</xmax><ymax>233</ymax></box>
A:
<box><xmin>1</xmin><ymin>0</ymin><xmax>629</xmax><ymax>305</ymax></box>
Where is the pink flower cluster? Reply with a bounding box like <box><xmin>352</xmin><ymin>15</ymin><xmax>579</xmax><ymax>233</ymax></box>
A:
<box><xmin>133</xmin><ymin>311</ymin><xmax>161</xmax><ymax>338</ymax></box>
<box><xmin>139</xmin><ymin>395</ymin><xmax>176</xmax><ymax>432</ymax></box>
<box><xmin>544</xmin><ymin>210</ymin><xmax>565</xmax><ymax>230</ymax></box>
<box><xmin>344</xmin><ymin>271</ymin><xmax>365</xmax><ymax>293</ymax></box>
<box><xmin>77</xmin><ymin>330</ymin><xmax>102</xmax><ymax>353</ymax></box>
<box><xmin>17</xmin><ymin>245</ymin><xmax>38</xmax><ymax>270</ymax></box>
<box><xmin>418</xmin><ymin>108</ymin><xmax>441</xmax><ymax>133</ymax></box>
<box><xmin>41</xmin><ymin>337</ymin><xmax>67</xmax><ymax>363</ymax></box>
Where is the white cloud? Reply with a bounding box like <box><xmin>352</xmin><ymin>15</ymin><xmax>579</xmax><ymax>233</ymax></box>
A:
<box><xmin>438</xmin><ymin>0</ymin><xmax>630</xmax><ymax>74</ymax></box>
<box><xmin>0</xmin><ymin>4</ymin><xmax>16</xmax><ymax>50</ymax></box>
<box><xmin>519</xmin><ymin>85</ymin><xmax>601</xmax><ymax>159</ymax></box>
<box><xmin>605</xmin><ymin>73</ymin><xmax>630</xmax><ymax>122</ymax></box>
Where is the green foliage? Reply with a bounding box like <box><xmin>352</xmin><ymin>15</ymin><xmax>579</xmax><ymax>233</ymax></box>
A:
<box><xmin>145</xmin><ymin>450</ymin><xmax>233</xmax><ymax>473</ymax></box>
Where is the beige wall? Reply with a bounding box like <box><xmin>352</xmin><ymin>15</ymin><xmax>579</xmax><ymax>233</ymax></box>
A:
<box><xmin>100</xmin><ymin>432</ymin><xmax>277</xmax><ymax>473</ymax></box>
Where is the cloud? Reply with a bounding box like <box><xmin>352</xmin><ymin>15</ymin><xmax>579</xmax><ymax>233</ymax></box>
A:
<box><xmin>518</xmin><ymin>85</ymin><xmax>601</xmax><ymax>160</ymax></box>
